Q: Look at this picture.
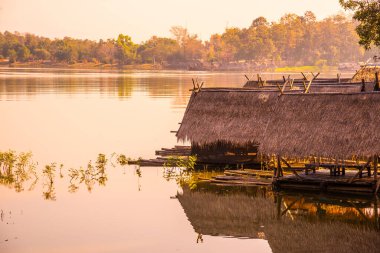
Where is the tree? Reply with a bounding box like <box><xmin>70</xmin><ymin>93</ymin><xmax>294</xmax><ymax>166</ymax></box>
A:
<box><xmin>115</xmin><ymin>34</ymin><xmax>137</xmax><ymax>65</ymax></box>
<box><xmin>139</xmin><ymin>36</ymin><xmax>179</xmax><ymax>63</ymax></box>
<box><xmin>169</xmin><ymin>26</ymin><xmax>204</xmax><ymax>61</ymax></box>
<box><xmin>340</xmin><ymin>0</ymin><xmax>380</xmax><ymax>49</ymax></box>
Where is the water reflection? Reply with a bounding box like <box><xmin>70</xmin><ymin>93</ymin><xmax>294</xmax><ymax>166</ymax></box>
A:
<box><xmin>177</xmin><ymin>183</ymin><xmax>380</xmax><ymax>252</ymax></box>
<box><xmin>0</xmin><ymin>151</ymin><xmax>142</xmax><ymax>199</ymax></box>
<box><xmin>0</xmin><ymin>68</ymin><xmax>260</xmax><ymax>107</ymax></box>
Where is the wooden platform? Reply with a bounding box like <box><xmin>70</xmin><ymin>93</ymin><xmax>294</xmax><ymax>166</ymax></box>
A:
<box><xmin>274</xmin><ymin>170</ymin><xmax>378</xmax><ymax>194</ymax></box>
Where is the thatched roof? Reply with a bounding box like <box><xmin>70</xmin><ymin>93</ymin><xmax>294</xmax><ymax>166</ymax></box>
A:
<box><xmin>244</xmin><ymin>78</ymin><xmax>353</xmax><ymax>88</ymax></box>
<box><xmin>244</xmin><ymin>83</ymin><xmax>367</xmax><ymax>93</ymax></box>
<box><xmin>243</xmin><ymin>80</ymin><xmax>377</xmax><ymax>92</ymax></box>
<box><xmin>352</xmin><ymin>66</ymin><xmax>380</xmax><ymax>82</ymax></box>
<box><xmin>177</xmin><ymin>89</ymin><xmax>380</xmax><ymax>157</ymax></box>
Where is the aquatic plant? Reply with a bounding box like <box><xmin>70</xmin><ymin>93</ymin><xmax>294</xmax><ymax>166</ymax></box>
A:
<box><xmin>117</xmin><ymin>154</ymin><xmax>130</xmax><ymax>166</ymax></box>
<box><xmin>164</xmin><ymin>155</ymin><xmax>197</xmax><ymax>170</ymax></box>
<box><xmin>42</xmin><ymin>163</ymin><xmax>57</xmax><ymax>201</ymax></box>
<box><xmin>68</xmin><ymin>153</ymin><xmax>109</xmax><ymax>193</ymax></box>
<box><xmin>0</xmin><ymin>150</ymin><xmax>38</xmax><ymax>192</ymax></box>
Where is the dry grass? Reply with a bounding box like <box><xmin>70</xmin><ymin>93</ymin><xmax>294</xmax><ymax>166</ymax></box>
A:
<box><xmin>352</xmin><ymin>66</ymin><xmax>380</xmax><ymax>82</ymax></box>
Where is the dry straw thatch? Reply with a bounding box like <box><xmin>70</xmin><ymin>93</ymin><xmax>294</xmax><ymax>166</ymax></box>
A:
<box><xmin>243</xmin><ymin>81</ymin><xmax>375</xmax><ymax>93</ymax></box>
<box><xmin>177</xmin><ymin>89</ymin><xmax>380</xmax><ymax>158</ymax></box>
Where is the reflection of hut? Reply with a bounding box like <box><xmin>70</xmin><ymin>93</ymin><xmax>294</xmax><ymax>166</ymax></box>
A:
<box><xmin>177</xmin><ymin>89</ymin><xmax>380</xmax><ymax>193</ymax></box>
<box><xmin>177</xmin><ymin>186</ymin><xmax>380</xmax><ymax>253</ymax></box>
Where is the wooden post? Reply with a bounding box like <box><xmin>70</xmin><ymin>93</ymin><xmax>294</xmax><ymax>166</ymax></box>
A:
<box><xmin>276</xmin><ymin>194</ymin><xmax>282</xmax><ymax>220</ymax></box>
<box><xmin>361</xmin><ymin>79</ymin><xmax>366</xmax><ymax>92</ymax></box>
<box><xmin>374</xmin><ymin>154</ymin><xmax>378</xmax><ymax>181</ymax></box>
<box><xmin>375</xmin><ymin>72</ymin><xmax>380</xmax><ymax>91</ymax></box>
<box><xmin>277</xmin><ymin>155</ymin><xmax>282</xmax><ymax>178</ymax></box>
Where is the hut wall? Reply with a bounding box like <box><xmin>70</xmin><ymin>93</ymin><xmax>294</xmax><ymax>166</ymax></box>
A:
<box><xmin>191</xmin><ymin>141</ymin><xmax>258</xmax><ymax>164</ymax></box>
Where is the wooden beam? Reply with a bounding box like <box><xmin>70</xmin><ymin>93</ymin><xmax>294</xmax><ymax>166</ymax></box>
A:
<box><xmin>281</xmin><ymin>157</ymin><xmax>301</xmax><ymax>180</ymax></box>
<box><xmin>276</xmin><ymin>83</ymin><xmax>284</xmax><ymax>95</ymax></box>
<box><xmin>281</xmin><ymin>198</ymin><xmax>298</xmax><ymax>217</ymax></box>
<box><xmin>348</xmin><ymin>157</ymin><xmax>372</xmax><ymax>183</ymax></box>
<box><xmin>375</xmin><ymin>179</ymin><xmax>380</xmax><ymax>194</ymax></box>
<box><xmin>289</xmin><ymin>78</ymin><xmax>294</xmax><ymax>89</ymax></box>
<box><xmin>281</xmin><ymin>80</ymin><xmax>288</xmax><ymax>93</ymax></box>
<box><xmin>301</xmin><ymin>72</ymin><xmax>307</xmax><ymax>80</ymax></box>
<box><xmin>304</xmin><ymin>79</ymin><xmax>313</xmax><ymax>93</ymax></box>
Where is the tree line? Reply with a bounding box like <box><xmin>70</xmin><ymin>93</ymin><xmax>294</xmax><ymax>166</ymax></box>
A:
<box><xmin>0</xmin><ymin>12</ymin><xmax>378</xmax><ymax>69</ymax></box>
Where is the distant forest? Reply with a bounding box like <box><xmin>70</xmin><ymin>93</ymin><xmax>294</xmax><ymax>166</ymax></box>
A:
<box><xmin>0</xmin><ymin>12</ymin><xmax>379</xmax><ymax>69</ymax></box>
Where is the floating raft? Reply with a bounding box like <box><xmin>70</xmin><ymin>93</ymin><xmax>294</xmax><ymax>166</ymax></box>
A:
<box><xmin>129</xmin><ymin>146</ymin><xmax>192</xmax><ymax>166</ymax></box>
<box><xmin>207</xmin><ymin>169</ymin><xmax>273</xmax><ymax>186</ymax></box>
<box><xmin>155</xmin><ymin>145</ymin><xmax>191</xmax><ymax>157</ymax></box>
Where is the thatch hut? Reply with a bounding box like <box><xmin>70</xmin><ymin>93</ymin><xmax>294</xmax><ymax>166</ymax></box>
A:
<box><xmin>177</xmin><ymin>89</ymin><xmax>380</xmax><ymax>159</ymax></box>
<box><xmin>177</xmin><ymin>88</ymin><xmax>380</xmax><ymax>192</ymax></box>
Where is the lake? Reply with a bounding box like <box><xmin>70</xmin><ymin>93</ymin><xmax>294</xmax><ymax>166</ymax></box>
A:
<box><xmin>0</xmin><ymin>68</ymin><xmax>378</xmax><ymax>253</ymax></box>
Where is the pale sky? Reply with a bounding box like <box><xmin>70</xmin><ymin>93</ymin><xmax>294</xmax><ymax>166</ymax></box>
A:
<box><xmin>0</xmin><ymin>0</ymin><xmax>345</xmax><ymax>43</ymax></box>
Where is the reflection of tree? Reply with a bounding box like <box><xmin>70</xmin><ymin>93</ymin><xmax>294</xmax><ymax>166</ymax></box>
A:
<box><xmin>117</xmin><ymin>77</ymin><xmax>134</xmax><ymax>98</ymax></box>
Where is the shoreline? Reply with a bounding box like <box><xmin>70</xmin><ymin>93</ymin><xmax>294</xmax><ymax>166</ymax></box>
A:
<box><xmin>0</xmin><ymin>61</ymin><xmax>345</xmax><ymax>73</ymax></box>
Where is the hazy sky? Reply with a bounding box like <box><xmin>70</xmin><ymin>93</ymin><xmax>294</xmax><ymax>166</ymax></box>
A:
<box><xmin>0</xmin><ymin>0</ymin><xmax>346</xmax><ymax>43</ymax></box>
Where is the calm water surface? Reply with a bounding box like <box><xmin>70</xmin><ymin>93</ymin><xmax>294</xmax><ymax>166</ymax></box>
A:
<box><xmin>0</xmin><ymin>68</ymin><xmax>378</xmax><ymax>253</ymax></box>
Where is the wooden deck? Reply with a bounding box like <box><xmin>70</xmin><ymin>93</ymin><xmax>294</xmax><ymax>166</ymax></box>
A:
<box><xmin>274</xmin><ymin>169</ymin><xmax>377</xmax><ymax>194</ymax></box>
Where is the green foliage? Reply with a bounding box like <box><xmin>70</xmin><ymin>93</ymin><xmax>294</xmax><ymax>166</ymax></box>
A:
<box><xmin>116</xmin><ymin>154</ymin><xmax>130</xmax><ymax>166</ymax></box>
<box><xmin>0</xmin><ymin>150</ymin><xmax>37</xmax><ymax>192</ymax></box>
<box><xmin>340</xmin><ymin>0</ymin><xmax>380</xmax><ymax>49</ymax></box>
<box><xmin>115</xmin><ymin>34</ymin><xmax>138</xmax><ymax>65</ymax></box>
<box><xmin>164</xmin><ymin>155</ymin><xmax>197</xmax><ymax>170</ymax></box>
<box><xmin>0</xmin><ymin>11</ymin><xmax>377</xmax><ymax>67</ymax></box>
<box><xmin>68</xmin><ymin>153</ymin><xmax>109</xmax><ymax>193</ymax></box>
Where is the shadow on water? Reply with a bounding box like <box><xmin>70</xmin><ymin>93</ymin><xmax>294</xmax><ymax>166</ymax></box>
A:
<box><xmin>175</xmin><ymin>172</ymin><xmax>380</xmax><ymax>253</ymax></box>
